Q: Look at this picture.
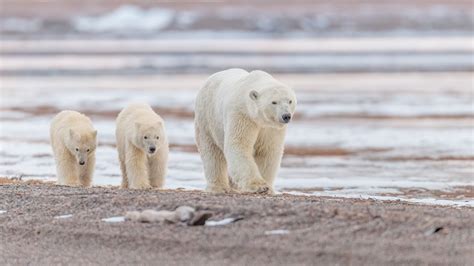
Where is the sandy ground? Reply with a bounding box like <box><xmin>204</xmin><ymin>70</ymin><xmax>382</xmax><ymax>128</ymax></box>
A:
<box><xmin>0</xmin><ymin>182</ymin><xmax>473</xmax><ymax>265</ymax></box>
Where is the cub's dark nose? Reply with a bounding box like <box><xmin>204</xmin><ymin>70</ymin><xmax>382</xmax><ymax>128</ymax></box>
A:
<box><xmin>79</xmin><ymin>161</ymin><xmax>85</xmax><ymax>165</ymax></box>
<box><xmin>282</xmin><ymin>113</ymin><xmax>292</xmax><ymax>123</ymax></box>
<box><xmin>149</xmin><ymin>146</ymin><xmax>156</xmax><ymax>153</ymax></box>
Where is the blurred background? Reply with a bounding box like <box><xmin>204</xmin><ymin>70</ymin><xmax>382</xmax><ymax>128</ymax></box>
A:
<box><xmin>0</xmin><ymin>0</ymin><xmax>473</xmax><ymax>205</ymax></box>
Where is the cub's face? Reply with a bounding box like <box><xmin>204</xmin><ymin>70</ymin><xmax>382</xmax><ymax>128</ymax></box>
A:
<box><xmin>249</xmin><ymin>87</ymin><xmax>297</xmax><ymax>128</ymax></box>
<box><xmin>68</xmin><ymin>129</ymin><xmax>97</xmax><ymax>166</ymax></box>
<box><xmin>134</xmin><ymin>123</ymin><xmax>165</xmax><ymax>156</ymax></box>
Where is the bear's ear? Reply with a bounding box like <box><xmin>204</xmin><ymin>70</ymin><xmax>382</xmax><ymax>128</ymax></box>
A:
<box><xmin>92</xmin><ymin>130</ymin><xmax>98</xmax><ymax>138</ymax></box>
<box><xmin>249</xmin><ymin>90</ymin><xmax>259</xmax><ymax>101</ymax></box>
<box><xmin>135</xmin><ymin>122</ymin><xmax>142</xmax><ymax>130</ymax></box>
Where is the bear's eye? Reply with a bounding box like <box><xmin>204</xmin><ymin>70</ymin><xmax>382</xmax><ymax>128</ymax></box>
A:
<box><xmin>289</xmin><ymin>100</ymin><xmax>293</xmax><ymax>104</ymax></box>
<box><xmin>87</xmin><ymin>149</ymin><xmax>90</xmax><ymax>152</ymax></box>
<box><xmin>75</xmin><ymin>148</ymin><xmax>79</xmax><ymax>151</ymax></box>
<box><xmin>156</xmin><ymin>136</ymin><xmax>159</xmax><ymax>140</ymax></box>
<box><xmin>272</xmin><ymin>101</ymin><xmax>277</xmax><ymax>105</ymax></box>
<box><xmin>144</xmin><ymin>136</ymin><xmax>148</xmax><ymax>139</ymax></box>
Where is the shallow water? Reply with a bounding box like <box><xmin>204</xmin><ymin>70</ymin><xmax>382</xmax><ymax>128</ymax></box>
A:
<box><xmin>0</xmin><ymin>38</ymin><xmax>473</xmax><ymax>206</ymax></box>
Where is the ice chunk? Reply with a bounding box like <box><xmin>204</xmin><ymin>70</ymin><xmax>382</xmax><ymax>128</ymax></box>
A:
<box><xmin>265</xmin><ymin>229</ymin><xmax>290</xmax><ymax>235</ymax></box>
<box><xmin>54</xmin><ymin>214</ymin><xmax>73</xmax><ymax>219</ymax></box>
<box><xmin>74</xmin><ymin>5</ymin><xmax>174</xmax><ymax>33</ymax></box>
<box><xmin>102</xmin><ymin>216</ymin><xmax>125</xmax><ymax>223</ymax></box>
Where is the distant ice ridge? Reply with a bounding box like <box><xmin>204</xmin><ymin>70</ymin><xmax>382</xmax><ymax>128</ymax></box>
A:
<box><xmin>74</xmin><ymin>5</ymin><xmax>174</xmax><ymax>33</ymax></box>
<box><xmin>0</xmin><ymin>18</ymin><xmax>41</xmax><ymax>33</ymax></box>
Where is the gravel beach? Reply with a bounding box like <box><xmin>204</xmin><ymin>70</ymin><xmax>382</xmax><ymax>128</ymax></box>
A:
<box><xmin>0</xmin><ymin>182</ymin><xmax>472</xmax><ymax>265</ymax></box>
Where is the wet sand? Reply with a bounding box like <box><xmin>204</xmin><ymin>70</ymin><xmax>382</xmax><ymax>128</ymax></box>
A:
<box><xmin>0</xmin><ymin>182</ymin><xmax>473</xmax><ymax>265</ymax></box>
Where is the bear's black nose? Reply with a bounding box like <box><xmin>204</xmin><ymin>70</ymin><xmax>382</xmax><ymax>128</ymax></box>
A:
<box><xmin>282</xmin><ymin>113</ymin><xmax>292</xmax><ymax>123</ymax></box>
<box><xmin>79</xmin><ymin>161</ymin><xmax>85</xmax><ymax>165</ymax></box>
<box><xmin>149</xmin><ymin>146</ymin><xmax>156</xmax><ymax>153</ymax></box>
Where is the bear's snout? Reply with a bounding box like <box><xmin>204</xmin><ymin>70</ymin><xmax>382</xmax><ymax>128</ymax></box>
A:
<box><xmin>149</xmin><ymin>146</ymin><xmax>156</xmax><ymax>154</ymax></box>
<box><xmin>281</xmin><ymin>113</ymin><xmax>292</xmax><ymax>123</ymax></box>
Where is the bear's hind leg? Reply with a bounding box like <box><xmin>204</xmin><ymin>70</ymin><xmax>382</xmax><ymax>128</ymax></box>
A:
<box><xmin>196</xmin><ymin>129</ymin><xmax>232</xmax><ymax>193</ymax></box>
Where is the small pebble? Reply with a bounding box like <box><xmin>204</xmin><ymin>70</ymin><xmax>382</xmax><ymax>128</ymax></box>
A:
<box><xmin>125</xmin><ymin>211</ymin><xmax>140</xmax><ymax>221</ymax></box>
<box><xmin>188</xmin><ymin>211</ymin><xmax>213</xmax><ymax>226</ymax></box>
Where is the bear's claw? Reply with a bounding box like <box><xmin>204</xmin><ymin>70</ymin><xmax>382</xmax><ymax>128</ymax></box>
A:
<box><xmin>256</xmin><ymin>186</ymin><xmax>270</xmax><ymax>194</ymax></box>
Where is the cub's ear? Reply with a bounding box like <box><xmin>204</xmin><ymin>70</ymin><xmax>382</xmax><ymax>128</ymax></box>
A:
<box><xmin>92</xmin><ymin>130</ymin><xmax>98</xmax><ymax>138</ymax></box>
<box><xmin>249</xmin><ymin>90</ymin><xmax>259</xmax><ymax>101</ymax></box>
<box><xmin>135</xmin><ymin>122</ymin><xmax>142</xmax><ymax>129</ymax></box>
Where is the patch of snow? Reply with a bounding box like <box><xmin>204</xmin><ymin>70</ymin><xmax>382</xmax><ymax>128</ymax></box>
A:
<box><xmin>205</xmin><ymin>217</ymin><xmax>241</xmax><ymax>226</ymax></box>
<box><xmin>73</xmin><ymin>5</ymin><xmax>174</xmax><ymax>33</ymax></box>
<box><xmin>54</xmin><ymin>214</ymin><xmax>73</xmax><ymax>219</ymax></box>
<box><xmin>265</xmin><ymin>229</ymin><xmax>290</xmax><ymax>235</ymax></box>
<box><xmin>0</xmin><ymin>18</ymin><xmax>41</xmax><ymax>33</ymax></box>
<box><xmin>2</xmin><ymin>54</ymin><xmax>472</xmax><ymax>73</ymax></box>
<box><xmin>285</xmin><ymin>191</ymin><xmax>474</xmax><ymax>208</ymax></box>
<box><xmin>175</xmin><ymin>11</ymin><xmax>199</xmax><ymax>28</ymax></box>
<box><xmin>102</xmin><ymin>216</ymin><xmax>125</xmax><ymax>223</ymax></box>
<box><xmin>0</xmin><ymin>210</ymin><xmax>6</xmax><ymax>214</ymax></box>
<box><xmin>1</xmin><ymin>38</ymin><xmax>473</xmax><ymax>53</ymax></box>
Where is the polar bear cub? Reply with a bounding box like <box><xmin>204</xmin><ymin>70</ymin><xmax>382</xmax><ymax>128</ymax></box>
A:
<box><xmin>50</xmin><ymin>111</ymin><xmax>97</xmax><ymax>187</ymax></box>
<box><xmin>194</xmin><ymin>68</ymin><xmax>297</xmax><ymax>194</ymax></box>
<box><xmin>116</xmin><ymin>103</ymin><xmax>169</xmax><ymax>189</ymax></box>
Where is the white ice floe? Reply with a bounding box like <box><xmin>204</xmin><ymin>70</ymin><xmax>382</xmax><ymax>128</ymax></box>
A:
<box><xmin>54</xmin><ymin>214</ymin><xmax>73</xmax><ymax>219</ymax></box>
<box><xmin>265</xmin><ymin>229</ymin><xmax>290</xmax><ymax>235</ymax></box>
<box><xmin>1</xmin><ymin>38</ymin><xmax>473</xmax><ymax>54</ymax></box>
<box><xmin>285</xmin><ymin>191</ymin><xmax>474</xmax><ymax>208</ymax></box>
<box><xmin>102</xmin><ymin>216</ymin><xmax>126</xmax><ymax>223</ymax></box>
<box><xmin>74</xmin><ymin>5</ymin><xmax>174</xmax><ymax>33</ymax></box>
<box><xmin>205</xmin><ymin>217</ymin><xmax>241</xmax><ymax>226</ymax></box>
<box><xmin>2</xmin><ymin>54</ymin><xmax>472</xmax><ymax>73</ymax></box>
<box><xmin>0</xmin><ymin>210</ymin><xmax>6</xmax><ymax>214</ymax></box>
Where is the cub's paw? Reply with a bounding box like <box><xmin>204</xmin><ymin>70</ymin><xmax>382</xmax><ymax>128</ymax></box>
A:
<box><xmin>129</xmin><ymin>181</ymin><xmax>152</xmax><ymax>190</ymax></box>
<box><xmin>65</xmin><ymin>181</ymin><xmax>82</xmax><ymax>187</ymax></box>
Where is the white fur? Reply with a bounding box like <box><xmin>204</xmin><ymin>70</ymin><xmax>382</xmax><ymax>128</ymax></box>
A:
<box><xmin>50</xmin><ymin>110</ymin><xmax>97</xmax><ymax>187</ymax></box>
<box><xmin>194</xmin><ymin>69</ymin><xmax>297</xmax><ymax>194</ymax></box>
<box><xmin>116</xmin><ymin>103</ymin><xmax>169</xmax><ymax>189</ymax></box>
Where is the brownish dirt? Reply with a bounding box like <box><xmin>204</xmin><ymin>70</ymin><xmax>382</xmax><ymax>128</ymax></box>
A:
<box><xmin>0</xmin><ymin>182</ymin><xmax>473</xmax><ymax>265</ymax></box>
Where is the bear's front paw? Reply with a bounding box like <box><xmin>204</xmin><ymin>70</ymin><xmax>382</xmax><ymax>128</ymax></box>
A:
<box><xmin>241</xmin><ymin>178</ymin><xmax>272</xmax><ymax>195</ymax></box>
<box><xmin>206</xmin><ymin>185</ymin><xmax>235</xmax><ymax>194</ymax></box>
<box><xmin>65</xmin><ymin>181</ymin><xmax>82</xmax><ymax>187</ymax></box>
<box><xmin>129</xmin><ymin>180</ymin><xmax>152</xmax><ymax>190</ymax></box>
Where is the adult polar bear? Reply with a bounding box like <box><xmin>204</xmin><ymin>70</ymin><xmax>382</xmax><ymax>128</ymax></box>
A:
<box><xmin>195</xmin><ymin>69</ymin><xmax>297</xmax><ymax>194</ymax></box>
